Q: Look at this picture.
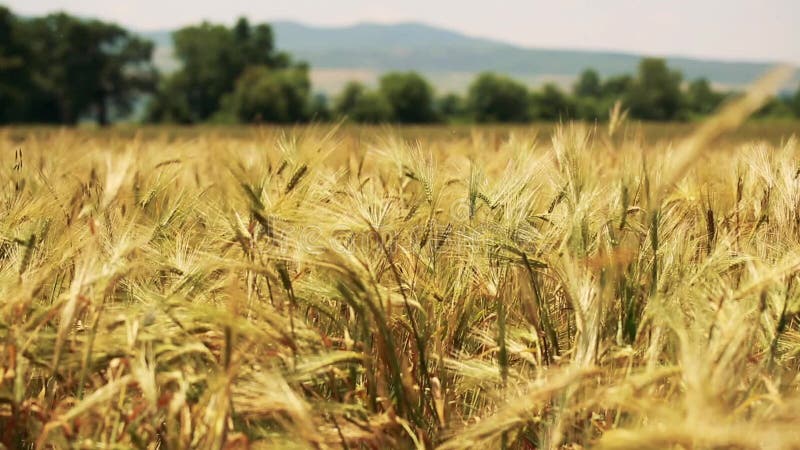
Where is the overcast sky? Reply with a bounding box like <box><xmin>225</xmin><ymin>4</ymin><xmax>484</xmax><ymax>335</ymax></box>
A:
<box><xmin>6</xmin><ymin>0</ymin><xmax>800</xmax><ymax>64</ymax></box>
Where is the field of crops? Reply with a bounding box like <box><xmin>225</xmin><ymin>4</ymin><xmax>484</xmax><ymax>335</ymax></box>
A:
<box><xmin>2</xmin><ymin>80</ymin><xmax>800</xmax><ymax>448</ymax></box>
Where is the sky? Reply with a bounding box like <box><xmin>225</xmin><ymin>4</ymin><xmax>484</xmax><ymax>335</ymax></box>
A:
<box><xmin>6</xmin><ymin>0</ymin><xmax>800</xmax><ymax>64</ymax></box>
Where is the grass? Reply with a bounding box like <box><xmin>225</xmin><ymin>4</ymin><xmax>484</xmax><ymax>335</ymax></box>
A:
<box><xmin>2</xmin><ymin>77</ymin><xmax>800</xmax><ymax>449</ymax></box>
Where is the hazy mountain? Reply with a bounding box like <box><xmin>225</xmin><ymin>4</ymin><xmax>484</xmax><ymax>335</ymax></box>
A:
<box><xmin>141</xmin><ymin>21</ymin><xmax>797</xmax><ymax>95</ymax></box>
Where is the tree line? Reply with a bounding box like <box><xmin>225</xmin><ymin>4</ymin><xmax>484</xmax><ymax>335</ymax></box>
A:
<box><xmin>2</xmin><ymin>6</ymin><xmax>800</xmax><ymax>125</ymax></box>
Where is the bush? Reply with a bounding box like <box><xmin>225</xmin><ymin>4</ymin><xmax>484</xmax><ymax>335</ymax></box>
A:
<box><xmin>221</xmin><ymin>65</ymin><xmax>311</xmax><ymax>123</ymax></box>
<box><xmin>530</xmin><ymin>83</ymin><xmax>576</xmax><ymax>121</ymax></box>
<box><xmin>379</xmin><ymin>72</ymin><xmax>438</xmax><ymax>123</ymax></box>
<box><xmin>334</xmin><ymin>82</ymin><xmax>393</xmax><ymax>123</ymax></box>
<box><xmin>467</xmin><ymin>73</ymin><xmax>530</xmax><ymax>123</ymax></box>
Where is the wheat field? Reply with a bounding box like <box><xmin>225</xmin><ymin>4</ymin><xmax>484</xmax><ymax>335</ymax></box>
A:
<box><xmin>2</xmin><ymin>77</ymin><xmax>800</xmax><ymax>449</ymax></box>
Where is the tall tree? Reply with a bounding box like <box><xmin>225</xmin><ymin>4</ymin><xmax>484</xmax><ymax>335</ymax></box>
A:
<box><xmin>19</xmin><ymin>13</ymin><xmax>156</xmax><ymax>124</ymax></box>
<box><xmin>0</xmin><ymin>6</ymin><xmax>33</xmax><ymax>122</ymax></box>
<box><xmin>626</xmin><ymin>58</ymin><xmax>685</xmax><ymax>120</ymax></box>
<box><xmin>151</xmin><ymin>18</ymin><xmax>292</xmax><ymax>123</ymax></box>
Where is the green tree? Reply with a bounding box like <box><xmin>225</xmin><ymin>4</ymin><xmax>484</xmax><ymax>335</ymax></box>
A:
<box><xmin>221</xmin><ymin>65</ymin><xmax>311</xmax><ymax>123</ymax></box>
<box><xmin>18</xmin><ymin>12</ymin><xmax>156</xmax><ymax>124</ymax></box>
<box><xmin>467</xmin><ymin>73</ymin><xmax>529</xmax><ymax>123</ymax></box>
<box><xmin>601</xmin><ymin>74</ymin><xmax>633</xmax><ymax>99</ymax></box>
<box><xmin>149</xmin><ymin>18</ymin><xmax>292</xmax><ymax>123</ymax></box>
<box><xmin>308</xmin><ymin>93</ymin><xmax>332</xmax><ymax>121</ymax></box>
<box><xmin>0</xmin><ymin>6</ymin><xmax>34</xmax><ymax>123</ymax></box>
<box><xmin>378</xmin><ymin>72</ymin><xmax>437</xmax><ymax>123</ymax></box>
<box><xmin>573</xmin><ymin>69</ymin><xmax>602</xmax><ymax>98</ymax></box>
<box><xmin>437</xmin><ymin>93</ymin><xmax>466</xmax><ymax>122</ymax></box>
<box><xmin>233</xmin><ymin>18</ymin><xmax>289</xmax><ymax>69</ymax></box>
<box><xmin>791</xmin><ymin>84</ymin><xmax>800</xmax><ymax>118</ymax></box>
<box><xmin>626</xmin><ymin>58</ymin><xmax>685</xmax><ymax>120</ymax></box>
<box><xmin>334</xmin><ymin>82</ymin><xmax>392</xmax><ymax>123</ymax></box>
<box><xmin>167</xmin><ymin>23</ymin><xmax>241</xmax><ymax>122</ymax></box>
<box><xmin>144</xmin><ymin>75</ymin><xmax>193</xmax><ymax>123</ymax></box>
<box><xmin>334</xmin><ymin>82</ymin><xmax>365</xmax><ymax>117</ymax></box>
<box><xmin>687</xmin><ymin>78</ymin><xmax>724</xmax><ymax>116</ymax></box>
<box><xmin>754</xmin><ymin>97</ymin><xmax>794</xmax><ymax>119</ymax></box>
<box><xmin>531</xmin><ymin>83</ymin><xmax>576</xmax><ymax>121</ymax></box>
<box><xmin>574</xmin><ymin>97</ymin><xmax>611</xmax><ymax>121</ymax></box>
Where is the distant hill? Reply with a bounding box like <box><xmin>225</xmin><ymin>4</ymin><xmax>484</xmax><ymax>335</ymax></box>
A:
<box><xmin>141</xmin><ymin>21</ymin><xmax>798</xmax><ymax>95</ymax></box>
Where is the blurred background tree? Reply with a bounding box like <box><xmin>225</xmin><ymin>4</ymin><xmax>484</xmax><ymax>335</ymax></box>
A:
<box><xmin>437</xmin><ymin>93</ymin><xmax>467</xmax><ymax>123</ymax></box>
<box><xmin>792</xmin><ymin>84</ymin><xmax>800</xmax><ymax>117</ymax></box>
<box><xmin>1</xmin><ymin>7</ymin><xmax>156</xmax><ymax>125</ymax></box>
<box><xmin>626</xmin><ymin>58</ymin><xmax>685</xmax><ymax>121</ymax></box>
<box><xmin>530</xmin><ymin>83</ymin><xmax>576</xmax><ymax>121</ymax></box>
<box><xmin>308</xmin><ymin>93</ymin><xmax>333</xmax><ymax>121</ymax></box>
<box><xmin>686</xmin><ymin>78</ymin><xmax>726</xmax><ymax>116</ymax></box>
<box><xmin>467</xmin><ymin>73</ymin><xmax>530</xmax><ymax>123</ymax></box>
<box><xmin>0</xmin><ymin>6</ymin><xmax>36</xmax><ymax>123</ymax></box>
<box><xmin>146</xmin><ymin>18</ymin><xmax>307</xmax><ymax>124</ymax></box>
<box><xmin>573</xmin><ymin>69</ymin><xmax>602</xmax><ymax>98</ymax></box>
<box><xmin>378</xmin><ymin>72</ymin><xmax>438</xmax><ymax>123</ymax></box>
<box><xmin>334</xmin><ymin>81</ymin><xmax>393</xmax><ymax>123</ymax></box>
<box><xmin>219</xmin><ymin>64</ymin><xmax>311</xmax><ymax>123</ymax></box>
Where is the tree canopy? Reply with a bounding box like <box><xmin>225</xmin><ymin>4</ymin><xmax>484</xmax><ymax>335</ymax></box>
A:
<box><xmin>379</xmin><ymin>72</ymin><xmax>438</xmax><ymax>123</ymax></box>
<box><xmin>574</xmin><ymin>69</ymin><xmax>602</xmax><ymax>98</ymax></box>
<box><xmin>1</xmin><ymin>8</ymin><xmax>156</xmax><ymax>124</ymax></box>
<box><xmin>467</xmin><ymin>73</ymin><xmax>530</xmax><ymax>123</ymax></box>
<box><xmin>221</xmin><ymin>65</ymin><xmax>311</xmax><ymax>123</ymax></box>
<box><xmin>334</xmin><ymin>82</ymin><xmax>393</xmax><ymax>123</ymax></box>
<box><xmin>626</xmin><ymin>58</ymin><xmax>685</xmax><ymax>121</ymax></box>
<box><xmin>531</xmin><ymin>83</ymin><xmax>575</xmax><ymax>121</ymax></box>
<box><xmin>147</xmin><ymin>18</ymin><xmax>305</xmax><ymax>123</ymax></box>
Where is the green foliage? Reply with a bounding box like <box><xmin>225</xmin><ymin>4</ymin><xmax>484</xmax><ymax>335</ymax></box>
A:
<box><xmin>437</xmin><ymin>93</ymin><xmax>467</xmax><ymax>122</ymax></box>
<box><xmin>26</xmin><ymin>13</ymin><xmax>155</xmax><ymax>124</ymax></box>
<box><xmin>0</xmin><ymin>6</ymin><xmax>35</xmax><ymax>123</ymax></box>
<box><xmin>754</xmin><ymin>96</ymin><xmax>795</xmax><ymax>119</ymax></box>
<box><xmin>308</xmin><ymin>93</ymin><xmax>332</xmax><ymax>121</ymax></box>
<box><xmin>147</xmin><ymin>17</ymin><xmax>297</xmax><ymax>123</ymax></box>
<box><xmin>687</xmin><ymin>78</ymin><xmax>725</xmax><ymax>116</ymax></box>
<box><xmin>220</xmin><ymin>65</ymin><xmax>311</xmax><ymax>123</ymax></box>
<box><xmin>378</xmin><ymin>72</ymin><xmax>438</xmax><ymax>123</ymax></box>
<box><xmin>467</xmin><ymin>73</ymin><xmax>530</xmax><ymax>123</ymax></box>
<box><xmin>626</xmin><ymin>58</ymin><xmax>686</xmax><ymax>120</ymax></box>
<box><xmin>601</xmin><ymin>74</ymin><xmax>634</xmax><ymax>100</ymax></box>
<box><xmin>334</xmin><ymin>82</ymin><xmax>393</xmax><ymax>123</ymax></box>
<box><xmin>1</xmin><ymin>8</ymin><xmax>156</xmax><ymax>125</ymax></box>
<box><xmin>530</xmin><ymin>83</ymin><xmax>576</xmax><ymax>120</ymax></box>
<box><xmin>169</xmin><ymin>22</ymin><xmax>240</xmax><ymax>121</ymax></box>
<box><xmin>144</xmin><ymin>75</ymin><xmax>193</xmax><ymax>124</ymax></box>
<box><xmin>792</xmin><ymin>84</ymin><xmax>800</xmax><ymax>117</ymax></box>
<box><xmin>574</xmin><ymin>97</ymin><xmax>612</xmax><ymax>121</ymax></box>
<box><xmin>573</xmin><ymin>69</ymin><xmax>602</xmax><ymax>98</ymax></box>
<box><xmin>0</xmin><ymin>6</ymin><xmax>30</xmax><ymax>123</ymax></box>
